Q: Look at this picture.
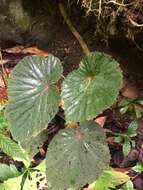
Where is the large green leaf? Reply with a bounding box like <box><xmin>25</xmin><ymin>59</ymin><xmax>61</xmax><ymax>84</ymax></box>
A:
<box><xmin>6</xmin><ymin>55</ymin><xmax>63</xmax><ymax>143</ymax></box>
<box><xmin>0</xmin><ymin>164</ymin><xmax>21</xmax><ymax>182</ymax></box>
<box><xmin>46</xmin><ymin>121</ymin><xmax>110</xmax><ymax>189</ymax></box>
<box><xmin>62</xmin><ymin>52</ymin><xmax>122</xmax><ymax>122</ymax></box>
<box><xmin>0</xmin><ymin>133</ymin><xmax>29</xmax><ymax>165</ymax></box>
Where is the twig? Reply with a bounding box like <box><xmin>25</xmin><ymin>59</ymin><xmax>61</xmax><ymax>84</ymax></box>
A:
<box><xmin>107</xmin><ymin>0</ymin><xmax>127</xmax><ymax>7</ymax></box>
<box><xmin>98</xmin><ymin>0</ymin><xmax>102</xmax><ymax>19</ymax></box>
<box><xmin>59</xmin><ymin>3</ymin><xmax>90</xmax><ymax>56</ymax></box>
<box><xmin>0</xmin><ymin>50</ymin><xmax>7</xmax><ymax>87</ymax></box>
<box><xmin>129</xmin><ymin>17</ymin><xmax>143</xmax><ymax>27</ymax></box>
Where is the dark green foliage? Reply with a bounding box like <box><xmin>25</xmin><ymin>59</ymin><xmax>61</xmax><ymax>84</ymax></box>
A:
<box><xmin>46</xmin><ymin>121</ymin><xmax>110</xmax><ymax>189</ymax></box>
<box><xmin>5</xmin><ymin>52</ymin><xmax>123</xmax><ymax>189</ymax></box>
<box><xmin>62</xmin><ymin>52</ymin><xmax>122</xmax><ymax>122</ymax></box>
<box><xmin>6</xmin><ymin>55</ymin><xmax>63</xmax><ymax>143</ymax></box>
<box><xmin>115</xmin><ymin>121</ymin><xmax>138</xmax><ymax>156</ymax></box>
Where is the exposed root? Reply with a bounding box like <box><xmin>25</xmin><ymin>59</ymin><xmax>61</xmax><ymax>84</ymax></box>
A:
<box><xmin>59</xmin><ymin>2</ymin><xmax>90</xmax><ymax>56</ymax></box>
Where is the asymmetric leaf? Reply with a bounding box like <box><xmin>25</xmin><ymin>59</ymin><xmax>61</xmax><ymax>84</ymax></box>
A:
<box><xmin>46</xmin><ymin>121</ymin><xmax>110</xmax><ymax>189</ymax></box>
<box><xmin>62</xmin><ymin>52</ymin><xmax>122</xmax><ymax>122</ymax></box>
<box><xmin>6</xmin><ymin>55</ymin><xmax>63</xmax><ymax>143</ymax></box>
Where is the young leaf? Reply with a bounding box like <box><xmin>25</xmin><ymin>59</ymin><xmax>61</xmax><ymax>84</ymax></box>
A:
<box><xmin>62</xmin><ymin>52</ymin><xmax>122</xmax><ymax>122</ymax></box>
<box><xmin>0</xmin><ymin>133</ymin><xmax>29</xmax><ymax>165</ymax></box>
<box><xmin>120</xmin><ymin>106</ymin><xmax>129</xmax><ymax>114</ymax></box>
<box><xmin>0</xmin><ymin>164</ymin><xmax>21</xmax><ymax>182</ymax></box>
<box><xmin>114</xmin><ymin>134</ymin><xmax>124</xmax><ymax>143</ymax></box>
<box><xmin>123</xmin><ymin>139</ymin><xmax>131</xmax><ymax>156</ymax></box>
<box><xmin>90</xmin><ymin>169</ymin><xmax>130</xmax><ymax>190</ymax></box>
<box><xmin>127</xmin><ymin>121</ymin><xmax>138</xmax><ymax>137</ymax></box>
<box><xmin>6</xmin><ymin>55</ymin><xmax>63</xmax><ymax>143</ymax></box>
<box><xmin>133</xmin><ymin>163</ymin><xmax>143</xmax><ymax>173</ymax></box>
<box><xmin>46</xmin><ymin>121</ymin><xmax>110</xmax><ymax>189</ymax></box>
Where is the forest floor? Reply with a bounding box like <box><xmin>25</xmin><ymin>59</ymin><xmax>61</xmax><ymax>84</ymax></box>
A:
<box><xmin>1</xmin><ymin>20</ymin><xmax>143</xmax><ymax>189</ymax></box>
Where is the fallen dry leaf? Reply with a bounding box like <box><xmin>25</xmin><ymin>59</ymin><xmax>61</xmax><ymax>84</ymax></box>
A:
<box><xmin>4</xmin><ymin>46</ymin><xmax>48</xmax><ymax>57</ymax></box>
<box><xmin>106</xmin><ymin>136</ymin><xmax>115</xmax><ymax>144</ymax></box>
<box><xmin>0</xmin><ymin>75</ymin><xmax>5</xmax><ymax>88</ymax></box>
<box><xmin>122</xmin><ymin>78</ymin><xmax>139</xmax><ymax>99</ymax></box>
<box><xmin>0</xmin><ymin>75</ymin><xmax>7</xmax><ymax>102</ymax></box>
<box><xmin>22</xmin><ymin>46</ymin><xmax>48</xmax><ymax>57</ymax></box>
<box><xmin>135</xmin><ymin>104</ymin><xmax>143</xmax><ymax>113</ymax></box>
<box><xmin>0</xmin><ymin>59</ymin><xmax>10</xmax><ymax>65</ymax></box>
<box><xmin>95</xmin><ymin>116</ymin><xmax>107</xmax><ymax>127</ymax></box>
<box><xmin>4</xmin><ymin>46</ymin><xmax>24</xmax><ymax>54</ymax></box>
<box><xmin>0</xmin><ymin>87</ymin><xmax>7</xmax><ymax>102</ymax></box>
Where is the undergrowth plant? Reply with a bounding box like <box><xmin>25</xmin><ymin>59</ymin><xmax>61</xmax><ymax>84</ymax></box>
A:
<box><xmin>119</xmin><ymin>98</ymin><xmax>143</xmax><ymax>119</ymax></box>
<box><xmin>115</xmin><ymin>121</ymin><xmax>138</xmax><ymax>156</ymax></box>
<box><xmin>3</xmin><ymin>52</ymin><xmax>123</xmax><ymax>189</ymax></box>
<box><xmin>115</xmin><ymin>97</ymin><xmax>143</xmax><ymax>157</ymax></box>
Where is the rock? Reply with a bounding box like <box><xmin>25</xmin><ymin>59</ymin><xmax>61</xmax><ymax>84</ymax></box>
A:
<box><xmin>0</xmin><ymin>0</ymin><xmax>56</xmax><ymax>48</ymax></box>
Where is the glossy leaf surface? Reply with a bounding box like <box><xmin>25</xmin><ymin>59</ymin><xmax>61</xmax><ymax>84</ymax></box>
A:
<box><xmin>6</xmin><ymin>55</ymin><xmax>62</xmax><ymax>143</ymax></box>
<box><xmin>46</xmin><ymin>121</ymin><xmax>110</xmax><ymax>189</ymax></box>
<box><xmin>62</xmin><ymin>52</ymin><xmax>122</xmax><ymax>122</ymax></box>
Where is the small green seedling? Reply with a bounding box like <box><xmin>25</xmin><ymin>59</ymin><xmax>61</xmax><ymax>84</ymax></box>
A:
<box><xmin>115</xmin><ymin>121</ymin><xmax>138</xmax><ymax>156</ymax></box>
<box><xmin>119</xmin><ymin>98</ymin><xmax>143</xmax><ymax>119</ymax></box>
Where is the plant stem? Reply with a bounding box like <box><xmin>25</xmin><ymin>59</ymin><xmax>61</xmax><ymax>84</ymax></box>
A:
<box><xmin>59</xmin><ymin>3</ymin><xmax>90</xmax><ymax>56</ymax></box>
